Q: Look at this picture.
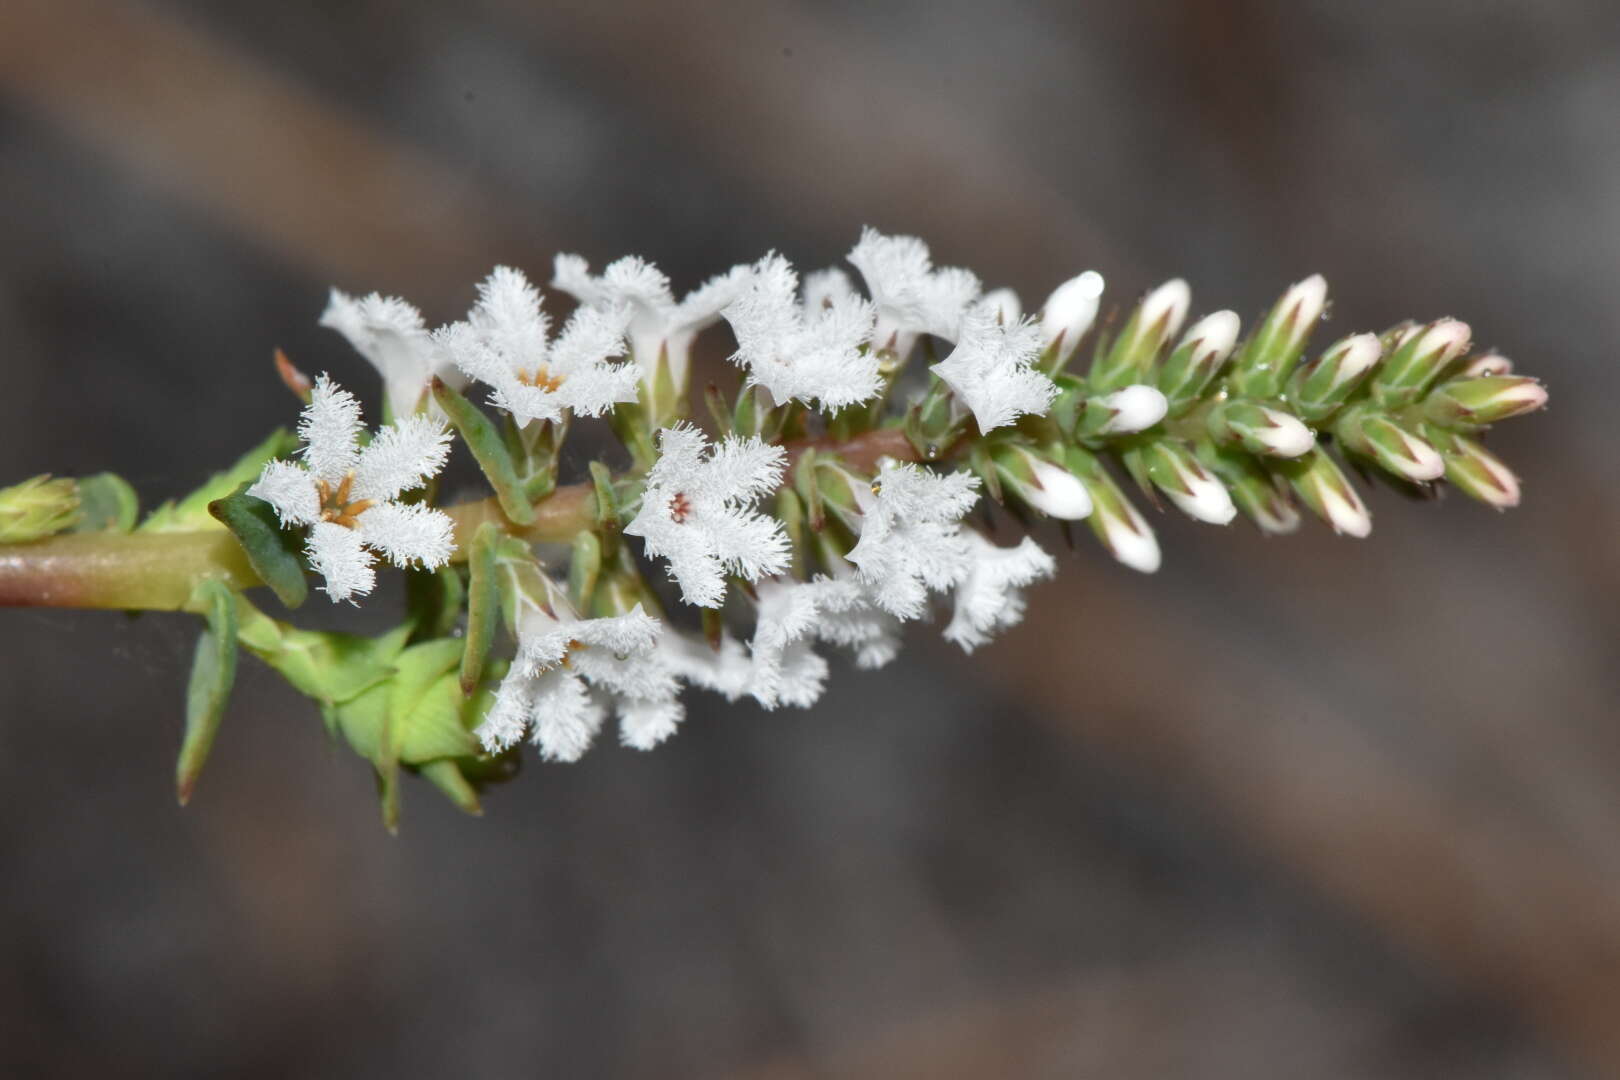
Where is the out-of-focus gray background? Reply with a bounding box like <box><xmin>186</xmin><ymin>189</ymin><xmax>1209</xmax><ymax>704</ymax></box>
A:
<box><xmin>1</xmin><ymin>1</ymin><xmax>1616</xmax><ymax>1076</ymax></box>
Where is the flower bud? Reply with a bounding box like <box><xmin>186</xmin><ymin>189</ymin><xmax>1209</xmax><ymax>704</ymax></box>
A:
<box><xmin>1335</xmin><ymin>407</ymin><xmax>1445</xmax><ymax>483</ymax></box>
<box><xmin>1372</xmin><ymin>318</ymin><xmax>1471</xmax><ymax>407</ymax></box>
<box><xmin>1196</xmin><ymin>442</ymin><xmax>1301</xmax><ymax>535</ymax></box>
<box><xmin>1288</xmin><ymin>332</ymin><xmax>1382</xmax><ymax>423</ymax></box>
<box><xmin>1039</xmin><ymin>271</ymin><xmax>1104</xmax><ymax>373</ymax></box>
<box><xmin>1065</xmin><ymin>447</ymin><xmax>1160</xmax><ymax>572</ymax></box>
<box><xmin>1159</xmin><ymin>310</ymin><xmax>1241</xmax><ymax>416</ymax></box>
<box><xmin>990</xmin><ymin>444</ymin><xmax>1093</xmax><ymax>520</ymax></box>
<box><xmin>1076</xmin><ymin>384</ymin><xmax>1168</xmax><ymax>439</ymax></box>
<box><xmin>0</xmin><ymin>474</ymin><xmax>80</xmax><ymax>543</ymax></box>
<box><xmin>1207</xmin><ymin>400</ymin><xmax>1315</xmax><ymax>458</ymax></box>
<box><xmin>1230</xmin><ymin>274</ymin><xmax>1328</xmax><ymax>397</ymax></box>
<box><xmin>1429</xmin><ymin>428</ymin><xmax>1521</xmax><ymax>509</ymax></box>
<box><xmin>1141</xmin><ymin>440</ymin><xmax>1236</xmax><ymax>525</ymax></box>
<box><xmin>1423</xmin><ymin>375</ymin><xmax>1547</xmax><ymax>427</ymax></box>
<box><xmin>1458</xmin><ymin>352</ymin><xmax>1513</xmax><ymax>377</ymax></box>
<box><xmin>1090</xmin><ymin>279</ymin><xmax>1190</xmax><ymax>390</ymax></box>
<box><xmin>1277</xmin><ymin>447</ymin><xmax>1371</xmax><ymax>538</ymax></box>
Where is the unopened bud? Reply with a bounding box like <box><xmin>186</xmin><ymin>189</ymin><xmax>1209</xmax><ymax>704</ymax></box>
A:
<box><xmin>1065</xmin><ymin>447</ymin><xmax>1160</xmax><ymax>572</ymax></box>
<box><xmin>977</xmin><ymin>288</ymin><xmax>1023</xmax><ymax>326</ymax></box>
<box><xmin>1196</xmin><ymin>443</ymin><xmax>1301</xmax><ymax>535</ymax></box>
<box><xmin>1459</xmin><ymin>352</ymin><xmax>1513</xmax><ymax>377</ymax></box>
<box><xmin>1039</xmin><ymin>271</ymin><xmax>1104</xmax><ymax>373</ymax></box>
<box><xmin>1424</xmin><ymin>375</ymin><xmax>1547</xmax><ymax>426</ymax></box>
<box><xmin>1091</xmin><ymin>279</ymin><xmax>1190</xmax><ymax>390</ymax></box>
<box><xmin>1159</xmin><ymin>310</ymin><xmax>1241</xmax><ymax>415</ymax></box>
<box><xmin>1278</xmin><ymin>447</ymin><xmax>1371</xmax><ymax>538</ymax></box>
<box><xmin>990</xmin><ymin>445</ymin><xmax>1093</xmax><ymax>520</ymax></box>
<box><xmin>1231</xmin><ymin>274</ymin><xmax>1328</xmax><ymax>397</ymax></box>
<box><xmin>0</xmin><ymin>474</ymin><xmax>80</xmax><ymax>543</ymax></box>
<box><xmin>1207</xmin><ymin>400</ymin><xmax>1315</xmax><ymax>458</ymax></box>
<box><xmin>1142</xmin><ymin>439</ymin><xmax>1236</xmax><ymax>525</ymax></box>
<box><xmin>1076</xmin><ymin>384</ymin><xmax>1168</xmax><ymax>439</ymax></box>
<box><xmin>1429</xmin><ymin>428</ymin><xmax>1522</xmax><ymax>509</ymax></box>
<box><xmin>1288</xmin><ymin>332</ymin><xmax>1381</xmax><ymax>423</ymax></box>
<box><xmin>1373</xmin><ymin>318</ymin><xmax>1471</xmax><ymax>406</ymax></box>
<box><xmin>1335</xmin><ymin>408</ymin><xmax>1445</xmax><ymax>483</ymax></box>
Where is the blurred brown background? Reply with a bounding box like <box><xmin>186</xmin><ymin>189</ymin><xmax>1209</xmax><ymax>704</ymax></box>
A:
<box><xmin>2</xmin><ymin>1</ymin><xmax>1617</xmax><ymax>1077</ymax></box>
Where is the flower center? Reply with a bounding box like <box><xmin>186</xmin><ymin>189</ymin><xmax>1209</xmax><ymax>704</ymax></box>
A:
<box><xmin>668</xmin><ymin>491</ymin><xmax>693</xmax><ymax>524</ymax></box>
<box><xmin>315</xmin><ymin>472</ymin><xmax>375</xmax><ymax>529</ymax></box>
<box><xmin>516</xmin><ymin>365</ymin><xmax>565</xmax><ymax>392</ymax></box>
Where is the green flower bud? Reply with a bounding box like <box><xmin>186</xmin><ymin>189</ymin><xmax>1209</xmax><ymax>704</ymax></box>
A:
<box><xmin>1229</xmin><ymin>275</ymin><xmax>1327</xmax><ymax>397</ymax></box>
<box><xmin>1140</xmin><ymin>439</ymin><xmax>1236</xmax><ymax>525</ymax></box>
<box><xmin>1275</xmin><ymin>446</ymin><xmax>1371</xmax><ymax>538</ymax></box>
<box><xmin>1064</xmin><ymin>447</ymin><xmax>1159</xmax><ymax>572</ymax></box>
<box><xmin>1334</xmin><ymin>406</ymin><xmax>1445</xmax><ymax>483</ymax></box>
<box><xmin>1159</xmin><ymin>310</ymin><xmax>1241</xmax><ymax>416</ymax></box>
<box><xmin>1288</xmin><ymin>332</ymin><xmax>1382</xmax><ymax>423</ymax></box>
<box><xmin>1206</xmin><ymin>399</ymin><xmax>1316</xmax><ymax>458</ymax></box>
<box><xmin>1423</xmin><ymin>375</ymin><xmax>1548</xmax><ymax>427</ymax></box>
<box><xmin>1372</xmin><ymin>318</ymin><xmax>1471</xmax><ymax>407</ymax></box>
<box><xmin>1090</xmin><ymin>279</ymin><xmax>1190</xmax><ymax>391</ymax></box>
<box><xmin>0</xmin><ymin>475</ymin><xmax>80</xmax><ymax>544</ymax></box>
<box><xmin>1425</xmin><ymin>426</ymin><xmax>1521</xmax><ymax>509</ymax></box>
<box><xmin>990</xmin><ymin>444</ymin><xmax>1093</xmax><ymax>520</ymax></box>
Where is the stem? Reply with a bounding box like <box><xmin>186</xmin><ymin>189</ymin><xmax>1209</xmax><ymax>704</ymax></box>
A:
<box><xmin>0</xmin><ymin>429</ymin><xmax>923</xmax><ymax>612</ymax></box>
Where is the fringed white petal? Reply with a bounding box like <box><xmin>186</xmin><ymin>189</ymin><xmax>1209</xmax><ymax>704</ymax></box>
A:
<box><xmin>247</xmin><ymin>459</ymin><xmax>320</xmax><ymax>526</ymax></box>
<box><xmin>306</xmin><ymin>520</ymin><xmax>376</xmax><ymax>602</ymax></box>
<box><xmin>356</xmin><ymin>502</ymin><xmax>455</xmax><ymax>569</ymax></box>
<box><xmin>353</xmin><ymin>414</ymin><xmax>452</xmax><ymax>503</ymax></box>
<box><xmin>299</xmin><ymin>375</ymin><xmax>363</xmax><ymax>482</ymax></box>
<box><xmin>944</xmin><ymin>534</ymin><xmax>1056</xmax><ymax>652</ymax></box>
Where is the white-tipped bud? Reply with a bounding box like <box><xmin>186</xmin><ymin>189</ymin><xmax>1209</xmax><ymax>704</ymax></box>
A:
<box><xmin>1338</xmin><ymin>333</ymin><xmax>1383</xmax><ymax>380</ymax></box>
<box><xmin>1040</xmin><ymin>271</ymin><xmax>1105</xmax><ymax>365</ymax></box>
<box><xmin>1461</xmin><ymin>352</ymin><xmax>1513</xmax><ymax>377</ymax></box>
<box><xmin>1322</xmin><ymin>483</ymin><xmax>1372</xmax><ymax>537</ymax></box>
<box><xmin>1101</xmin><ymin>503</ymin><xmax>1161</xmax><ymax>573</ymax></box>
<box><xmin>1095</xmin><ymin>384</ymin><xmax>1168</xmax><ymax>435</ymax></box>
<box><xmin>1259</xmin><ymin>410</ymin><xmax>1316</xmax><ymax>458</ymax></box>
<box><xmin>1169</xmin><ymin>468</ymin><xmax>1237</xmax><ymax>525</ymax></box>
<box><xmin>1141</xmin><ymin>279</ymin><xmax>1192</xmax><ymax>342</ymax></box>
<box><xmin>1282</xmin><ymin>274</ymin><xmax>1328</xmax><ymax>328</ymax></box>
<box><xmin>1251</xmin><ymin>497</ymin><xmax>1303</xmax><ymax>536</ymax></box>
<box><xmin>978</xmin><ymin>288</ymin><xmax>1023</xmax><ymax>326</ymax></box>
<box><xmin>1024</xmin><ymin>457</ymin><xmax>1094</xmax><ymax>520</ymax></box>
<box><xmin>1182</xmin><ymin>310</ymin><xmax>1241</xmax><ymax>360</ymax></box>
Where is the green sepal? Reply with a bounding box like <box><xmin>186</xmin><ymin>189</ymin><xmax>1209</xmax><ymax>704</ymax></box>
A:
<box><xmin>0</xmin><ymin>474</ymin><xmax>80</xmax><ymax>543</ymax></box>
<box><xmin>141</xmin><ymin>429</ymin><xmax>298</xmax><ymax>533</ymax></box>
<box><xmin>973</xmin><ymin>441</ymin><xmax>1007</xmax><ymax>504</ymax></box>
<box><xmin>703</xmin><ymin>382</ymin><xmax>735</xmax><ymax>436</ymax></box>
<box><xmin>176</xmin><ymin>579</ymin><xmax>239</xmax><ymax>806</ymax></box>
<box><xmin>589</xmin><ymin>461</ymin><xmax>620</xmax><ymax>533</ymax></box>
<box><xmin>461</xmin><ymin>522</ymin><xmax>502</xmax><ymax>695</ymax></box>
<box><xmin>432</xmin><ymin>378</ymin><xmax>535</xmax><ymax>525</ymax></box>
<box><xmin>568</xmin><ymin>529</ymin><xmax>603</xmax><ymax>613</ymax></box>
<box><xmin>71</xmin><ymin>473</ymin><xmax>139</xmax><ymax>534</ymax></box>
<box><xmin>208</xmin><ymin>483</ymin><xmax>308</xmax><ymax>609</ymax></box>
<box><xmin>418</xmin><ymin>759</ymin><xmax>483</xmax><ymax>817</ymax></box>
<box><xmin>794</xmin><ymin>449</ymin><xmax>825</xmax><ymax>531</ymax></box>
<box><xmin>775</xmin><ymin>486</ymin><xmax>806</xmax><ymax>579</ymax></box>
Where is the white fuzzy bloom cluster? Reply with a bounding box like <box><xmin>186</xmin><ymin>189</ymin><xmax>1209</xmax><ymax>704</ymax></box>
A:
<box><xmin>847</xmin><ymin>227</ymin><xmax>982</xmax><ymax>355</ymax></box>
<box><xmin>434</xmin><ymin>266</ymin><xmax>639</xmax><ymax>426</ymax></box>
<box><xmin>931</xmin><ymin>309</ymin><xmax>1056</xmax><ymax>433</ymax></box>
<box><xmin>721</xmin><ymin>253</ymin><xmax>880</xmax><ymax>410</ymax></box>
<box><xmin>248</xmin><ymin>375</ymin><xmax>454</xmax><ymax>602</ymax></box>
<box><xmin>624</xmin><ymin>425</ymin><xmax>790</xmax><ymax>608</ymax></box>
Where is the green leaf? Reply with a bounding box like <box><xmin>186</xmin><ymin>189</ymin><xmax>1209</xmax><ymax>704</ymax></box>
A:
<box><xmin>141</xmin><ymin>429</ymin><xmax>298</xmax><ymax>532</ymax></box>
<box><xmin>461</xmin><ymin>523</ymin><xmax>501</xmax><ymax>695</ymax></box>
<box><xmin>588</xmin><ymin>461</ymin><xmax>619</xmax><ymax>532</ymax></box>
<box><xmin>176</xmin><ymin>580</ymin><xmax>239</xmax><ymax>805</ymax></box>
<box><xmin>208</xmin><ymin>483</ymin><xmax>308</xmax><ymax>608</ymax></box>
<box><xmin>398</xmin><ymin>671</ymin><xmax>480</xmax><ymax>764</ymax></box>
<box><xmin>567</xmin><ymin>529</ymin><xmax>602</xmax><ymax>615</ymax></box>
<box><xmin>431</xmin><ymin>378</ymin><xmax>535</xmax><ymax>525</ymax></box>
<box><xmin>70</xmin><ymin>473</ymin><xmax>138</xmax><ymax>533</ymax></box>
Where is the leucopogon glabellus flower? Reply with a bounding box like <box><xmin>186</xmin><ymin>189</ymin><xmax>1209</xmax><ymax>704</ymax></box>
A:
<box><xmin>247</xmin><ymin>375</ymin><xmax>454</xmax><ymax>602</ymax></box>
<box><xmin>434</xmin><ymin>265</ymin><xmax>639</xmax><ymax>426</ymax></box>
<box><xmin>623</xmin><ymin>424</ymin><xmax>790</xmax><ymax>608</ymax></box>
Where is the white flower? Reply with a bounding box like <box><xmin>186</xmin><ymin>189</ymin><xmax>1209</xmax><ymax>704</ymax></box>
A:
<box><xmin>1039</xmin><ymin>271</ymin><xmax>1105</xmax><ymax>367</ymax></box>
<box><xmin>976</xmin><ymin>288</ymin><xmax>1023</xmax><ymax>325</ymax></box>
<box><xmin>1090</xmin><ymin>384</ymin><xmax>1169</xmax><ymax>435</ymax></box>
<box><xmin>552</xmin><ymin>253</ymin><xmax>748</xmax><ymax>391</ymax></box>
<box><xmin>844</xmin><ymin>461</ymin><xmax>979</xmax><ymax>620</ymax></box>
<box><xmin>944</xmin><ymin>533</ymin><xmax>1057</xmax><ymax>652</ymax></box>
<box><xmin>248</xmin><ymin>376</ymin><xmax>453</xmax><ymax>602</ymax></box>
<box><xmin>477</xmin><ymin>603</ymin><xmax>681</xmax><ymax>761</ymax></box>
<box><xmin>434</xmin><ymin>266</ymin><xmax>638</xmax><ymax>426</ymax></box>
<box><xmin>930</xmin><ymin>308</ymin><xmax>1057</xmax><ymax>433</ymax></box>
<box><xmin>746</xmin><ymin>579</ymin><xmax>830</xmax><ymax>709</ymax></box>
<box><xmin>847</xmin><ymin>227</ymin><xmax>981</xmax><ymax>356</ymax></box>
<box><xmin>658</xmin><ymin>631</ymin><xmax>754</xmax><ymax>702</ymax></box>
<box><xmin>624</xmin><ymin>425</ymin><xmax>790</xmax><ymax>608</ymax></box>
<box><xmin>319</xmin><ymin>290</ymin><xmax>465</xmax><ymax>419</ymax></box>
<box><xmin>721</xmin><ymin>253</ymin><xmax>880</xmax><ymax>410</ymax></box>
